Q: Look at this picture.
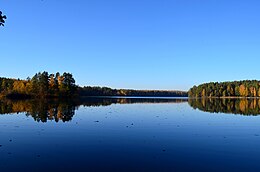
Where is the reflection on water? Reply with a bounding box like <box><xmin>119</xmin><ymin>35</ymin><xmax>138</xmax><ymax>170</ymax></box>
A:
<box><xmin>2</xmin><ymin>98</ymin><xmax>260</xmax><ymax>123</ymax></box>
<box><xmin>0</xmin><ymin>98</ymin><xmax>187</xmax><ymax>122</ymax></box>
<box><xmin>189</xmin><ymin>98</ymin><xmax>260</xmax><ymax>115</ymax></box>
<box><xmin>81</xmin><ymin>97</ymin><xmax>187</xmax><ymax>106</ymax></box>
<box><xmin>2</xmin><ymin>97</ymin><xmax>260</xmax><ymax>171</ymax></box>
<box><xmin>0</xmin><ymin>99</ymin><xmax>77</xmax><ymax>122</ymax></box>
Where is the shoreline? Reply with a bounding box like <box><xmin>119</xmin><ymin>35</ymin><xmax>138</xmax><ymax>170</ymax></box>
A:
<box><xmin>188</xmin><ymin>96</ymin><xmax>260</xmax><ymax>99</ymax></box>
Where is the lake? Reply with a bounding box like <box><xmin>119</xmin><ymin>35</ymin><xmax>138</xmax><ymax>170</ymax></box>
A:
<box><xmin>1</xmin><ymin>97</ymin><xmax>260</xmax><ymax>172</ymax></box>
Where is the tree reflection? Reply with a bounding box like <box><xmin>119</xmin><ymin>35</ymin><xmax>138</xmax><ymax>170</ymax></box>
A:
<box><xmin>0</xmin><ymin>99</ymin><xmax>78</xmax><ymax>122</ymax></box>
<box><xmin>0</xmin><ymin>98</ymin><xmax>188</xmax><ymax>122</ymax></box>
<box><xmin>80</xmin><ymin>97</ymin><xmax>187</xmax><ymax>107</ymax></box>
<box><xmin>26</xmin><ymin>100</ymin><xmax>77</xmax><ymax>123</ymax></box>
<box><xmin>188</xmin><ymin>98</ymin><xmax>260</xmax><ymax>115</ymax></box>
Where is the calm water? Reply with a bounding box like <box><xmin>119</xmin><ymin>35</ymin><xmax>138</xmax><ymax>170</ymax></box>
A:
<box><xmin>1</xmin><ymin>98</ymin><xmax>260</xmax><ymax>172</ymax></box>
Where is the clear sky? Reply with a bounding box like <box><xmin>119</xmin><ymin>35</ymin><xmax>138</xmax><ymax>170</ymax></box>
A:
<box><xmin>1</xmin><ymin>0</ymin><xmax>260</xmax><ymax>91</ymax></box>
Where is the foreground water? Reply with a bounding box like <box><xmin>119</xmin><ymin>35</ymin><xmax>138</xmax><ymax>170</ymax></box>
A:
<box><xmin>1</xmin><ymin>98</ymin><xmax>260</xmax><ymax>172</ymax></box>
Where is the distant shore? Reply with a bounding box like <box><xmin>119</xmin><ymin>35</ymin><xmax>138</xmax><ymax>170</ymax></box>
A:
<box><xmin>0</xmin><ymin>71</ymin><xmax>188</xmax><ymax>100</ymax></box>
<box><xmin>188</xmin><ymin>96</ymin><xmax>260</xmax><ymax>99</ymax></box>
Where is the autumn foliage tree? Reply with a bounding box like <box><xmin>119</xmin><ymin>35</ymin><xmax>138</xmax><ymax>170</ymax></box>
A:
<box><xmin>0</xmin><ymin>72</ymin><xmax>77</xmax><ymax>98</ymax></box>
<box><xmin>0</xmin><ymin>71</ymin><xmax>187</xmax><ymax>98</ymax></box>
<box><xmin>189</xmin><ymin>80</ymin><xmax>260</xmax><ymax>98</ymax></box>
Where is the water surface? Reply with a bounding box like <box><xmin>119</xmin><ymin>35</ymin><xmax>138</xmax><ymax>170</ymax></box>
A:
<box><xmin>1</xmin><ymin>98</ymin><xmax>260</xmax><ymax>171</ymax></box>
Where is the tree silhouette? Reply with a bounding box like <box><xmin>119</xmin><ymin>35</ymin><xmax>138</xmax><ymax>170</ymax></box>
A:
<box><xmin>0</xmin><ymin>11</ymin><xmax>7</xmax><ymax>27</ymax></box>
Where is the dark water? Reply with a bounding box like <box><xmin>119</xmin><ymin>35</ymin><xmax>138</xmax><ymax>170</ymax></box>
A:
<box><xmin>1</xmin><ymin>98</ymin><xmax>260</xmax><ymax>172</ymax></box>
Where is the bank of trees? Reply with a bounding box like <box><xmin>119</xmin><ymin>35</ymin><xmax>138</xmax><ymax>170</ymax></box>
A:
<box><xmin>78</xmin><ymin>86</ymin><xmax>187</xmax><ymax>97</ymax></box>
<box><xmin>188</xmin><ymin>80</ymin><xmax>260</xmax><ymax>98</ymax></box>
<box><xmin>0</xmin><ymin>71</ymin><xmax>188</xmax><ymax>99</ymax></box>
<box><xmin>0</xmin><ymin>72</ymin><xmax>76</xmax><ymax>98</ymax></box>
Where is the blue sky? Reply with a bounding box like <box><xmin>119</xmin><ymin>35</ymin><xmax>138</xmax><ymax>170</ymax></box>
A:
<box><xmin>1</xmin><ymin>0</ymin><xmax>260</xmax><ymax>91</ymax></box>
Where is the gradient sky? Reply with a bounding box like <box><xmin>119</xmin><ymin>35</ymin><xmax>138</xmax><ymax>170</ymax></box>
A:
<box><xmin>1</xmin><ymin>0</ymin><xmax>260</xmax><ymax>91</ymax></box>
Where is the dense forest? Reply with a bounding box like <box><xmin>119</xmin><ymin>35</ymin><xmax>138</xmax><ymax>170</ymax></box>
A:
<box><xmin>0</xmin><ymin>71</ymin><xmax>187</xmax><ymax>99</ymax></box>
<box><xmin>0</xmin><ymin>72</ymin><xmax>76</xmax><ymax>98</ymax></box>
<box><xmin>188</xmin><ymin>80</ymin><xmax>260</xmax><ymax>98</ymax></box>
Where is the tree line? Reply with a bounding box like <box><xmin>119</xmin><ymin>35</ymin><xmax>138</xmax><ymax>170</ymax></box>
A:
<box><xmin>0</xmin><ymin>72</ymin><xmax>76</xmax><ymax>98</ymax></box>
<box><xmin>79</xmin><ymin>86</ymin><xmax>187</xmax><ymax>97</ymax></box>
<box><xmin>0</xmin><ymin>71</ymin><xmax>187</xmax><ymax>99</ymax></box>
<box><xmin>188</xmin><ymin>80</ymin><xmax>260</xmax><ymax>98</ymax></box>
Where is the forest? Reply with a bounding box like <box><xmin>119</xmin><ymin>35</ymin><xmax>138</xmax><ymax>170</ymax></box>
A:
<box><xmin>0</xmin><ymin>71</ymin><xmax>187</xmax><ymax>99</ymax></box>
<box><xmin>0</xmin><ymin>72</ymin><xmax>76</xmax><ymax>98</ymax></box>
<box><xmin>188</xmin><ymin>80</ymin><xmax>260</xmax><ymax>98</ymax></box>
<box><xmin>79</xmin><ymin>86</ymin><xmax>187</xmax><ymax>97</ymax></box>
